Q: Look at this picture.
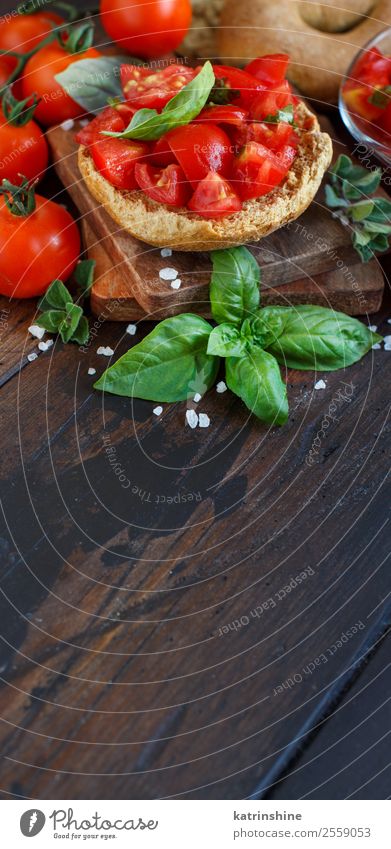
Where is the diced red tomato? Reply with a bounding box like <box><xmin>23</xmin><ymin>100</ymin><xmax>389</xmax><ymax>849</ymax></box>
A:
<box><xmin>120</xmin><ymin>63</ymin><xmax>196</xmax><ymax>111</ymax></box>
<box><xmin>352</xmin><ymin>47</ymin><xmax>391</xmax><ymax>87</ymax></box>
<box><xmin>166</xmin><ymin>123</ymin><xmax>234</xmax><ymax>187</ymax></box>
<box><xmin>188</xmin><ymin>171</ymin><xmax>242</xmax><ymax>218</ymax></box>
<box><xmin>91</xmin><ymin>137</ymin><xmax>149</xmax><ymax>190</ymax></box>
<box><xmin>135</xmin><ymin>162</ymin><xmax>191</xmax><ymax>206</ymax></box>
<box><xmin>194</xmin><ymin>104</ymin><xmax>249</xmax><ymax>126</ymax></box>
<box><xmin>343</xmin><ymin>85</ymin><xmax>384</xmax><ymax>123</ymax></box>
<box><xmin>245</xmin><ymin>54</ymin><xmax>289</xmax><ymax>87</ymax></box>
<box><xmin>211</xmin><ymin>64</ymin><xmax>265</xmax><ymax>107</ymax></box>
<box><xmin>232</xmin><ymin>120</ymin><xmax>298</xmax><ymax>152</ymax></box>
<box><xmin>75</xmin><ymin>106</ymin><xmax>126</xmax><ymax>147</ymax></box>
<box><xmin>250</xmin><ymin>81</ymin><xmax>293</xmax><ymax>121</ymax></box>
<box><xmin>232</xmin><ymin>141</ymin><xmax>294</xmax><ymax>200</ymax></box>
<box><xmin>114</xmin><ymin>101</ymin><xmax>137</xmax><ymax>124</ymax></box>
<box><xmin>151</xmin><ymin>135</ymin><xmax>177</xmax><ymax>167</ymax></box>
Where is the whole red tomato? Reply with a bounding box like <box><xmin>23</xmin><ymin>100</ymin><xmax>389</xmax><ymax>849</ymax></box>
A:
<box><xmin>100</xmin><ymin>0</ymin><xmax>192</xmax><ymax>58</ymax></box>
<box><xmin>22</xmin><ymin>42</ymin><xmax>100</xmax><ymax>126</ymax></box>
<box><xmin>0</xmin><ymin>184</ymin><xmax>80</xmax><ymax>298</ymax></box>
<box><xmin>0</xmin><ymin>93</ymin><xmax>48</xmax><ymax>183</ymax></box>
<box><xmin>0</xmin><ymin>56</ymin><xmax>16</xmax><ymax>87</ymax></box>
<box><xmin>0</xmin><ymin>11</ymin><xmax>63</xmax><ymax>57</ymax></box>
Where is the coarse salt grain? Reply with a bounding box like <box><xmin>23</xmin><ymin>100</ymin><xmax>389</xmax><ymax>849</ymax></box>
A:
<box><xmin>171</xmin><ymin>279</ymin><xmax>181</xmax><ymax>290</ymax></box>
<box><xmin>27</xmin><ymin>352</ymin><xmax>38</xmax><ymax>362</ymax></box>
<box><xmin>161</xmin><ymin>247</ymin><xmax>172</xmax><ymax>258</ymax></box>
<box><xmin>384</xmin><ymin>343</ymin><xmax>391</xmax><ymax>351</ymax></box>
<box><xmin>153</xmin><ymin>406</ymin><xmax>163</xmax><ymax>416</ymax></box>
<box><xmin>186</xmin><ymin>409</ymin><xmax>198</xmax><ymax>429</ymax></box>
<box><xmin>159</xmin><ymin>267</ymin><xmax>178</xmax><ymax>281</ymax></box>
<box><xmin>60</xmin><ymin>119</ymin><xmax>75</xmax><ymax>131</ymax></box>
<box><xmin>368</xmin><ymin>324</ymin><xmax>378</xmax><ymax>332</ymax></box>
<box><xmin>38</xmin><ymin>339</ymin><xmax>53</xmax><ymax>352</ymax></box>
<box><xmin>97</xmin><ymin>346</ymin><xmax>114</xmax><ymax>356</ymax></box>
<box><xmin>28</xmin><ymin>324</ymin><xmax>45</xmax><ymax>340</ymax></box>
<box><xmin>216</xmin><ymin>381</ymin><xmax>227</xmax><ymax>393</ymax></box>
<box><xmin>372</xmin><ymin>343</ymin><xmax>381</xmax><ymax>350</ymax></box>
<box><xmin>126</xmin><ymin>324</ymin><xmax>137</xmax><ymax>335</ymax></box>
<box><xmin>198</xmin><ymin>413</ymin><xmax>210</xmax><ymax>428</ymax></box>
<box><xmin>387</xmin><ymin>318</ymin><xmax>391</xmax><ymax>325</ymax></box>
<box><xmin>88</xmin><ymin>368</ymin><xmax>96</xmax><ymax>376</ymax></box>
<box><xmin>193</xmin><ymin>393</ymin><xmax>201</xmax><ymax>402</ymax></box>
<box><xmin>314</xmin><ymin>379</ymin><xmax>326</xmax><ymax>390</ymax></box>
<box><xmin>383</xmin><ymin>335</ymin><xmax>391</xmax><ymax>345</ymax></box>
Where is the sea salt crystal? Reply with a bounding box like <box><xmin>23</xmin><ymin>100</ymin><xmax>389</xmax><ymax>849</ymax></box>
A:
<box><xmin>372</xmin><ymin>343</ymin><xmax>381</xmax><ymax>350</ymax></box>
<box><xmin>383</xmin><ymin>335</ymin><xmax>391</xmax><ymax>345</ymax></box>
<box><xmin>88</xmin><ymin>368</ymin><xmax>96</xmax><ymax>376</ymax></box>
<box><xmin>314</xmin><ymin>379</ymin><xmax>326</xmax><ymax>390</ymax></box>
<box><xmin>186</xmin><ymin>409</ymin><xmax>198</xmax><ymax>429</ymax></box>
<box><xmin>171</xmin><ymin>279</ymin><xmax>181</xmax><ymax>290</ymax></box>
<box><xmin>198</xmin><ymin>413</ymin><xmax>210</xmax><ymax>428</ymax></box>
<box><xmin>161</xmin><ymin>247</ymin><xmax>172</xmax><ymax>258</ymax></box>
<box><xmin>27</xmin><ymin>352</ymin><xmax>38</xmax><ymax>362</ymax></box>
<box><xmin>126</xmin><ymin>324</ymin><xmax>137</xmax><ymax>335</ymax></box>
<box><xmin>28</xmin><ymin>324</ymin><xmax>45</xmax><ymax>340</ymax></box>
<box><xmin>97</xmin><ymin>346</ymin><xmax>114</xmax><ymax>356</ymax></box>
<box><xmin>159</xmin><ymin>267</ymin><xmax>178</xmax><ymax>281</ymax></box>
<box><xmin>384</xmin><ymin>343</ymin><xmax>391</xmax><ymax>351</ymax></box>
<box><xmin>60</xmin><ymin>119</ymin><xmax>75</xmax><ymax>131</ymax></box>
<box><xmin>38</xmin><ymin>339</ymin><xmax>53</xmax><ymax>352</ymax></box>
<box><xmin>387</xmin><ymin>318</ymin><xmax>391</xmax><ymax>325</ymax></box>
<box><xmin>193</xmin><ymin>393</ymin><xmax>202</xmax><ymax>402</ymax></box>
<box><xmin>368</xmin><ymin>325</ymin><xmax>378</xmax><ymax>332</ymax></box>
<box><xmin>153</xmin><ymin>406</ymin><xmax>163</xmax><ymax>416</ymax></box>
<box><xmin>216</xmin><ymin>381</ymin><xmax>227</xmax><ymax>393</ymax></box>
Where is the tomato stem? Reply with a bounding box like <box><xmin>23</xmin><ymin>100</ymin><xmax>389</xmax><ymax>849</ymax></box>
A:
<box><xmin>2</xmin><ymin>87</ymin><xmax>39</xmax><ymax>126</ymax></box>
<box><xmin>0</xmin><ymin>176</ymin><xmax>37</xmax><ymax>216</ymax></box>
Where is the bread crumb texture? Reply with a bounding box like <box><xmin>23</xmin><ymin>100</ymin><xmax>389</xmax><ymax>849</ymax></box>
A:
<box><xmin>78</xmin><ymin>103</ymin><xmax>333</xmax><ymax>252</ymax></box>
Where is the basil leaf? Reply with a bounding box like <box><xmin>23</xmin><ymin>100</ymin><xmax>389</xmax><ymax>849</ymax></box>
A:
<box><xmin>94</xmin><ymin>314</ymin><xmax>218</xmax><ymax>401</ymax></box>
<box><xmin>55</xmin><ymin>56</ymin><xmax>136</xmax><ymax>115</ymax></box>
<box><xmin>75</xmin><ymin>259</ymin><xmax>96</xmax><ymax>297</ymax></box>
<box><xmin>263</xmin><ymin>104</ymin><xmax>295</xmax><ymax>125</ymax></box>
<box><xmin>71</xmin><ymin>315</ymin><xmax>90</xmax><ymax>346</ymax></box>
<box><xmin>36</xmin><ymin>310</ymin><xmax>64</xmax><ymax>333</ymax></box>
<box><xmin>105</xmin><ymin>62</ymin><xmax>215</xmax><ymax>141</ymax></box>
<box><xmin>263</xmin><ymin>305</ymin><xmax>381</xmax><ymax>370</ymax></box>
<box><xmin>59</xmin><ymin>302</ymin><xmax>83</xmax><ymax>344</ymax></box>
<box><xmin>38</xmin><ymin>279</ymin><xmax>71</xmax><ymax>312</ymax></box>
<box><xmin>210</xmin><ymin>246</ymin><xmax>260</xmax><ymax>327</ymax></box>
<box><xmin>226</xmin><ymin>347</ymin><xmax>289</xmax><ymax>426</ymax></box>
<box><xmin>247</xmin><ymin>307</ymin><xmax>287</xmax><ymax>348</ymax></box>
<box><xmin>207</xmin><ymin>323</ymin><xmax>247</xmax><ymax>357</ymax></box>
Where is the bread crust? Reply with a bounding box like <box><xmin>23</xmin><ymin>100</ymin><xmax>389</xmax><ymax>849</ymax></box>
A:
<box><xmin>78</xmin><ymin>103</ymin><xmax>333</xmax><ymax>252</ymax></box>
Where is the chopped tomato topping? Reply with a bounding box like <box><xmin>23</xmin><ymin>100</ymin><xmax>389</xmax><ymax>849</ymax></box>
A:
<box><xmin>120</xmin><ymin>63</ymin><xmax>196</xmax><ymax>111</ymax></box>
<box><xmin>134</xmin><ymin>162</ymin><xmax>191</xmax><ymax>206</ymax></box>
<box><xmin>75</xmin><ymin>107</ymin><xmax>125</xmax><ymax>147</ymax></box>
<box><xmin>166</xmin><ymin>123</ymin><xmax>234</xmax><ymax>188</ymax></box>
<box><xmin>194</xmin><ymin>104</ymin><xmax>249</xmax><ymax>126</ymax></box>
<box><xmin>245</xmin><ymin>55</ymin><xmax>289</xmax><ymax>87</ymax></box>
<box><xmin>188</xmin><ymin>171</ymin><xmax>242</xmax><ymax>218</ymax></box>
<box><xmin>232</xmin><ymin>141</ymin><xmax>295</xmax><ymax>200</ymax></box>
<box><xmin>91</xmin><ymin>137</ymin><xmax>149</xmax><ymax>190</ymax></box>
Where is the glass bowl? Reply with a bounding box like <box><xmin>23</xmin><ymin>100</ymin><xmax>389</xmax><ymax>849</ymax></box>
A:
<box><xmin>339</xmin><ymin>27</ymin><xmax>391</xmax><ymax>167</ymax></box>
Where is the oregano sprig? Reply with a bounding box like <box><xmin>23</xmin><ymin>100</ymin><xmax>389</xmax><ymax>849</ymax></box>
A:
<box><xmin>36</xmin><ymin>260</ymin><xmax>95</xmax><ymax>345</ymax></box>
<box><xmin>325</xmin><ymin>154</ymin><xmax>391</xmax><ymax>262</ymax></box>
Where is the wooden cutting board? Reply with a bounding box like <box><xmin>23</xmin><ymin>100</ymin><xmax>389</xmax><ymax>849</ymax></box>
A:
<box><xmin>48</xmin><ymin>118</ymin><xmax>385</xmax><ymax>320</ymax></box>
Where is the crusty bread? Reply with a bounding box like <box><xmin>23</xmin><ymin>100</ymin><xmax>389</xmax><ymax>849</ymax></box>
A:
<box><xmin>78</xmin><ymin>103</ymin><xmax>332</xmax><ymax>251</ymax></box>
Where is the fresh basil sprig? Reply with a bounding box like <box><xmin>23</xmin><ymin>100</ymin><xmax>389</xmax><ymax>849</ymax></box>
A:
<box><xmin>103</xmin><ymin>62</ymin><xmax>215</xmax><ymax>142</ymax></box>
<box><xmin>325</xmin><ymin>154</ymin><xmax>391</xmax><ymax>262</ymax></box>
<box><xmin>36</xmin><ymin>260</ymin><xmax>95</xmax><ymax>345</ymax></box>
<box><xmin>95</xmin><ymin>247</ymin><xmax>380</xmax><ymax>427</ymax></box>
<box><xmin>263</xmin><ymin>104</ymin><xmax>295</xmax><ymax>126</ymax></box>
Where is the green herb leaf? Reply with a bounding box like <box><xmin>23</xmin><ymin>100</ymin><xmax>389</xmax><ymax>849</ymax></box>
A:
<box><xmin>75</xmin><ymin>259</ymin><xmax>96</xmax><ymax>297</ymax></box>
<box><xmin>247</xmin><ymin>307</ymin><xmax>287</xmax><ymax>348</ymax></box>
<box><xmin>58</xmin><ymin>302</ymin><xmax>83</xmax><ymax>344</ymax></box>
<box><xmin>349</xmin><ymin>199</ymin><xmax>375</xmax><ymax>221</ymax></box>
<box><xmin>325</xmin><ymin>184</ymin><xmax>346</xmax><ymax>208</ymax></box>
<box><xmin>207</xmin><ymin>323</ymin><xmax>247</xmax><ymax>357</ymax></box>
<box><xmin>226</xmin><ymin>346</ymin><xmax>289</xmax><ymax>425</ymax></box>
<box><xmin>36</xmin><ymin>310</ymin><xmax>64</xmax><ymax>333</ymax></box>
<box><xmin>104</xmin><ymin>62</ymin><xmax>215</xmax><ymax>141</ymax></box>
<box><xmin>263</xmin><ymin>305</ymin><xmax>381</xmax><ymax>370</ymax></box>
<box><xmin>263</xmin><ymin>104</ymin><xmax>295</xmax><ymax>125</ymax></box>
<box><xmin>369</xmin><ymin>85</ymin><xmax>391</xmax><ymax>108</ymax></box>
<box><xmin>38</xmin><ymin>278</ymin><xmax>71</xmax><ymax>312</ymax></box>
<box><xmin>94</xmin><ymin>314</ymin><xmax>218</xmax><ymax>401</ymax></box>
<box><xmin>55</xmin><ymin>56</ymin><xmax>135</xmax><ymax>115</ymax></box>
<box><xmin>210</xmin><ymin>246</ymin><xmax>260</xmax><ymax>327</ymax></box>
<box><xmin>70</xmin><ymin>315</ymin><xmax>90</xmax><ymax>345</ymax></box>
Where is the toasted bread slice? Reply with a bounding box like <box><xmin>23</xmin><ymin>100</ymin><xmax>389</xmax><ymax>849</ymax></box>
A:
<box><xmin>78</xmin><ymin>103</ymin><xmax>332</xmax><ymax>251</ymax></box>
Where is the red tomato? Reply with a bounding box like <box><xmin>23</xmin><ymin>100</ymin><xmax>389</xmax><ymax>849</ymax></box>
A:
<box><xmin>251</xmin><ymin>81</ymin><xmax>293</xmax><ymax>120</ymax></box>
<box><xmin>232</xmin><ymin>120</ymin><xmax>298</xmax><ymax>152</ymax></box>
<box><xmin>377</xmin><ymin>102</ymin><xmax>391</xmax><ymax>137</ymax></box>
<box><xmin>121</xmin><ymin>63</ymin><xmax>195</xmax><ymax>110</ymax></box>
<box><xmin>135</xmin><ymin>163</ymin><xmax>191</xmax><ymax>206</ymax></box>
<box><xmin>194</xmin><ymin>104</ymin><xmax>249</xmax><ymax>126</ymax></box>
<box><xmin>167</xmin><ymin>123</ymin><xmax>234</xmax><ymax>187</ymax></box>
<box><xmin>0</xmin><ymin>11</ymin><xmax>63</xmax><ymax>57</ymax></box>
<box><xmin>0</xmin><ymin>106</ymin><xmax>48</xmax><ymax>183</ymax></box>
<box><xmin>75</xmin><ymin>106</ymin><xmax>126</xmax><ymax>147</ymax></box>
<box><xmin>343</xmin><ymin>85</ymin><xmax>384</xmax><ymax>122</ymax></box>
<box><xmin>188</xmin><ymin>172</ymin><xmax>242</xmax><ymax>218</ymax></box>
<box><xmin>100</xmin><ymin>0</ymin><xmax>192</xmax><ymax>59</ymax></box>
<box><xmin>150</xmin><ymin>135</ymin><xmax>177</xmax><ymax>167</ymax></box>
<box><xmin>353</xmin><ymin>47</ymin><xmax>391</xmax><ymax>87</ymax></box>
<box><xmin>22</xmin><ymin>43</ymin><xmax>100</xmax><ymax>126</ymax></box>
<box><xmin>232</xmin><ymin>141</ymin><xmax>294</xmax><ymax>200</ymax></box>
<box><xmin>245</xmin><ymin>55</ymin><xmax>289</xmax><ymax>86</ymax></box>
<box><xmin>0</xmin><ymin>193</ymin><xmax>80</xmax><ymax>298</ymax></box>
<box><xmin>0</xmin><ymin>56</ymin><xmax>16</xmax><ymax>86</ymax></box>
<box><xmin>91</xmin><ymin>137</ymin><xmax>149</xmax><ymax>190</ymax></box>
<box><xmin>211</xmin><ymin>65</ymin><xmax>264</xmax><ymax>107</ymax></box>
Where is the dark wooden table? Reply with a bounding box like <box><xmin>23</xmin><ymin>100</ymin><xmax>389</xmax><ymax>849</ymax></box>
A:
<box><xmin>0</xmin><ymin>0</ymin><xmax>390</xmax><ymax>802</ymax></box>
